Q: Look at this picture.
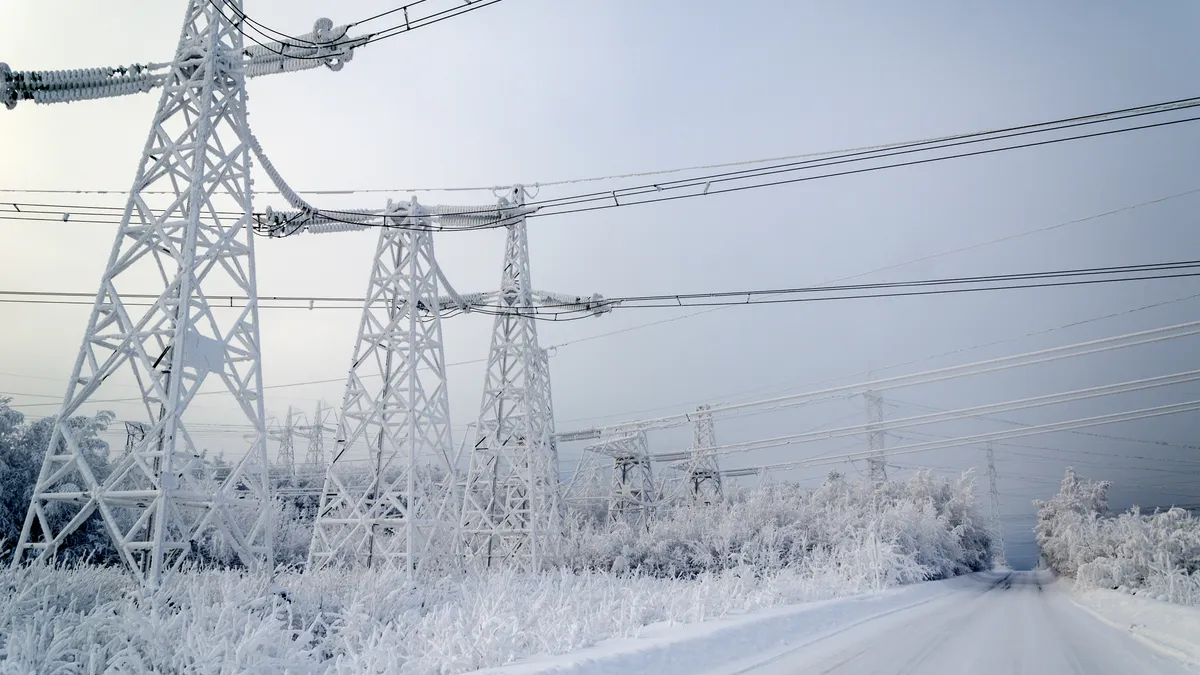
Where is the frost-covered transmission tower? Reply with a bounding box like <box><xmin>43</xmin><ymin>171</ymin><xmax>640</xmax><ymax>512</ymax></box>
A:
<box><xmin>864</xmin><ymin>390</ymin><xmax>887</xmax><ymax>481</ymax></box>
<box><xmin>303</xmin><ymin>400</ymin><xmax>330</xmax><ymax>467</ymax></box>
<box><xmin>5</xmin><ymin>2</ymin><xmax>366</xmax><ymax>585</ymax></box>
<box><xmin>460</xmin><ymin>187</ymin><xmax>613</xmax><ymax>572</ymax></box>
<box><xmin>269</xmin><ymin>406</ymin><xmax>301</xmax><ymax>475</ymax></box>
<box><xmin>595</xmin><ymin>432</ymin><xmax>656</xmax><ymax>526</ymax></box>
<box><xmin>308</xmin><ymin>200</ymin><xmax>463</xmax><ymax>573</ymax></box>
<box><xmin>686</xmin><ymin>405</ymin><xmax>722</xmax><ymax>504</ymax></box>
<box><xmin>986</xmin><ymin>442</ymin><xmax>1007</xmax><ymax>567</ymax></box>
<box><xmin>276</xmin><ymin>189</ymin><xmax>613</xmax><ymax>573</ymax></box>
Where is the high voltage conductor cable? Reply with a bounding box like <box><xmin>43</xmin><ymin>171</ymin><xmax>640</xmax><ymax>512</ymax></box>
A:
<box><xmin>556</xmin><ymin>319</ymin><xmax>1200</xmax><ymax>439</ymax></box>
<box><xmin>520</xmin><ymin>113</ymin><xmax>1200</xmax><ymax>221</ymax></box>
<box><xmin>885</xmin><ymin>397</ymin><xmax>1200</xmax><ymax>452</ymax></box>
<box><xmin>2</xmin><ymin>259</ymin><xmax>1198</xmax><ymax>310</ymax></box>
<box><xmin>250</xmin><ymin>108</ymin><xmax>1200</xmax><ymax>236</ymax></box>
<box><xmin>648</xmin><ymin>369</ymin><xmax>1200</xmax><ymax>462</ymax></box>
<box><xmin>720</xmin><ymin>400</ymin><xmax>1200</xmax><ymax>475</ymax></box>
<box><xmin>3</xmin><ymin>95</ymin><xmax>1195</xmax><ymax>202</ymax></box>
<box><xmin>252</xmin><ymin>100</ymin><xmax>1200</xmax><ymax>231</ymax></box>
<box><xmin>518</xmin><ymin>96</ymin><xmax>1200</xmax><ymax>212</ymax></box>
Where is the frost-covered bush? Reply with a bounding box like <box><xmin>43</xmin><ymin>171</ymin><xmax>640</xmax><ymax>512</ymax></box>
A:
<box><xmin>562</xmin><ymin>470</ymin><xmax>994</xmax><ymax>582</ymax></box>
<box><xmin>0</xmin><ymin>471</ymin><xmax>995</xmax><ymax>674</ymax></box>
<box><xmin>1035</xmin><ymin>468</ymin><xmax>1200</xmax><ymax>605</ymax></box>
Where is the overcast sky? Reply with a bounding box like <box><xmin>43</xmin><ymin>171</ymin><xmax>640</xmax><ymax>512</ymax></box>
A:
<box><xmin>3</xmin><ymin>0</ymin><xmax>1200</xmax><ymax>567</ymax></box>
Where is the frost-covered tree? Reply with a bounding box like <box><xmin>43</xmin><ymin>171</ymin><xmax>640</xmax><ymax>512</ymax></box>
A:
<box><xmin>1035</xmin><ymin>467</ymin><xmax>1200</xmax><ymax>605</ymax></box>
<box><xmin>0</xmin><ymin>397</ymin><xmax>116</xmax><ymax>561</ymax></box>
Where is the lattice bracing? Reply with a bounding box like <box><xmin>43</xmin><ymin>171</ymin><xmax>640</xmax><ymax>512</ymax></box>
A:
<box><xmin>308</xmin><ymin>200</ymin><xmax>458</xmax><ymax>573</ymax></box>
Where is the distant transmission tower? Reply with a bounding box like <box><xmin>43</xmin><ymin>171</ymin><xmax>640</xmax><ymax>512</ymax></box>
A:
<box><xmin>9</xmin><ymin>2</ymin><xmax>364</xmax><ymax>585</ymax></box>
<box><xmin>270</xmin><ymin>406</ymin><xmax>300</xmax><ymax>475</ymax></box>
<box><xmin>986</xmin><ymin>442</ymin><xmax>1007</xmax><ymax>567</ymax></box>
<box><xmin>308</xmin><ymin>199</ymin><xmax>458</xmax><ymax>574</ymax></box>
<box><xmin>685</xmin><ymin>405</ymin><xmax>722</xmax><ymax>503</ymax></box>
<box><xmin>864</xmin><ymin>390</ymin><xmax>887</xmax><ymax>481</ymax></box>
<box><xmin>603</xmin><ymin>432</ymin><xmax>656</xmax><ymax>526</ymax></box>
<box><xmin>304</xmin><ymin>400</ymin><xmax>328</xmax><ymax>467</ymax></box>
<box><xmin>460</xmin><ymin>188</ymin><xmax>562</xmax><ymax>571</ymax></box>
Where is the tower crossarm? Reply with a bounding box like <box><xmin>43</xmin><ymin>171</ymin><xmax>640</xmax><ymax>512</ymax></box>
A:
<box><xmin>2</xmin><ymin>19</ymin><xmax>364</xmax><ymax>110</ymax></box>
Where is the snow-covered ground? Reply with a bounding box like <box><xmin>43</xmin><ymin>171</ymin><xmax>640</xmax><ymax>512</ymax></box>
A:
<box><xmin>474</xmin><ymin>571</ymin><xmax>1200</xmax><ymax>675</ymax></box>
<box><xmin>1069</xmin><ymin>582</ymin><xmax>1200</xmax><ymax>667</ymax></box>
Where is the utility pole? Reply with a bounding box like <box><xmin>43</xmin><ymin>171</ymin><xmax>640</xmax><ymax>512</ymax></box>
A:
<box><xmin>986</xmin><ymin>442</ymin><xmax>1007</xmax><ymax>567</ymax></box>
<box><xmin>865</xmin><ymin>390</ymin><xmax>887</xmax><ymax>481</ymax></box>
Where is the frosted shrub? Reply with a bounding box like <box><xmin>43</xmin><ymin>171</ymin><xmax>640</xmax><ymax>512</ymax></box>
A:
<box><xmin>0</xmin><ymin>473</ymin><xmax>995</xmax><ymax>674</ymax></box>
<box><xmin>1036</xmin><ymin>468</ymin><xmax>1200</xmax><ymax>606</ymax></box>
<box><xmin>561</xmin><ymin>470</ymin><xmax>993</xmax><ymax>581</ymax></box>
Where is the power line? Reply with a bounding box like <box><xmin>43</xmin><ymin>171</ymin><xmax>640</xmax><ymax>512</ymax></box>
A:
<box><xmin>2</xmin><ymin>259</ymin><xmax>1197</xmax><ymax>315</ymax></box>
<box><xmin>557</xmin><ymin>320</ymin><xmax>1200</xmax><ymax>441</ymax></box>
<box><xmin>13</xmin><ymin>96</ymin><xmax>1185</xmax><ymax>234</ymax></box>
<box><xmin>886</xmin><ymin>398</ymin><xmax>1200</xmax><ymax>453</ymax></box>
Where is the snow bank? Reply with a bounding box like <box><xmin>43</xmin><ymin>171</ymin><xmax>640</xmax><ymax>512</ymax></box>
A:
<box><xmin>1067</xmin><ymin>583</ymin><xmax>1200</xmax><ymax>667</ymax></box>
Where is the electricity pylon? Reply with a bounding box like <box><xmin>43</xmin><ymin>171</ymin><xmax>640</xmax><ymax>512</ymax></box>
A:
<box><xmin>304</xmin><ymin>400</ymin><xmax>329</xmax><ymax>467</ymax></box>
<box><xmin>308</xmin><ymin>200</ymin><xmax>459</xmax><ymax>574</ymax></box>
<box><xmin>685</xmin><ymin>405</ymin><xmax>722</xmax><ymax>503</ymax></box>
<box><xmin>460</xmin><ymin>188</ymin><xmax>562</xmax><ymax>571</ymax></box>
<box><xmin>269</xmin><ymin>406</ymin><xmax>301</xmax><ymax>475</ymax></box>
<box><xmin>865</xmin><ymin>390</ymin><xmax>887</xmax><ymax>481</ymax></box>
<box><xmin>986</xmin><ymin>442</ymin><xmax>1007</xmax><ymax>567</ymax></box>
<box><xmin>598</xmin><ymin>432</ymin><xmax>656</xmax><ymax>526</ymax></box>
<box><xmin>8</xmin><ymin>3</ymin><xmax>360</xmax><ymax>585</ymax></box>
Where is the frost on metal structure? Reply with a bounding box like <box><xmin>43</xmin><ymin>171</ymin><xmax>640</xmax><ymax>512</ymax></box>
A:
<box><xmin>8</xmin><ymin>1</ymin><xmax>366</xmax><ymax>586</ymax></box>
<box><xmin>303</xmin><ymin>400</ymin><xmax>329</xmax><ymax>467</ymax></box>
<box><xmin>308</xmin><ymin>200</ymin><xmax>459</xmax><ymax>573</ymax></box>
<box><xmin>460</xmin><ymin>187</ymin><xmax>561</xmax><ymax>571</ymax></box>
<box><xmin>685</xmin><ymin>405</ymin><xmax>722</xmax><ymax>504</ymax></box>
<box><xmin>864</xmin><ymin>390</ymin><xmax>887</xmax><ymax>481</ymax></box>
<box><xmin>562</xmin><ymin>448</ymin><xmax>611</xmax><ymax>513</ymax></box>
<box><xmin>594</xmin><ymin>433</ymin><xmax>656</xmax><ymax>526</ymax></box>
<box><xmin>986</xmin><ymin>442</ymin><xmax>1007</xmax><ymax>566</ymax></box>
<box><xmin>269</xmin><ymin>406</ymin><xmax>301</xmax><ymax>475</ymax></box>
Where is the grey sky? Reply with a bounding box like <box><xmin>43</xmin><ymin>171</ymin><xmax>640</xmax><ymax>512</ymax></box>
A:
<box><xmin>3</xmin><ymin>0</ymin><xmax>1199</xmax><ymax>568</ymax></box>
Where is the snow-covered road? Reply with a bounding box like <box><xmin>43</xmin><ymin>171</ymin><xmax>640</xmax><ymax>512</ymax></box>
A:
<box><xmin>741</xmin><ymin>571</ymin><xmax>1194</xmax><ymax>675</ymax></box>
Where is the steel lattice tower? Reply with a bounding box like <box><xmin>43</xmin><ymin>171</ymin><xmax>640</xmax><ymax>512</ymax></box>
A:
<box><xmin>685</xmin><ymin>405</ymin><xmax>722</xmax><ymax>504</ymax></box>
<box><xmin>460</xmin><ymin>188</ymin><xmax>562</xmax><ymax>571</ymax></box>
<box><xmin>986</xmin><ymin>442</ymin><xmax>1007</xmax><ymax>566</ymax></box>
<box><xmin>12</xmin><ymin>1</ymin><xmax>273</xmax><ymax>585</ymax></box>
<box><xmin>308</xmin><ymin>200</ymin><xmax>457</xmax><ymax>573</ymax></box>
<box><xmin>602</xmin><ymin>432</ymin><xmax>656</xmax><ymax>526</ymax></box>
<box><xmin>865</xmin><ymin>390</ymin><xmax>887</xmax><ymax>481</ymax></box>
<box><xmin>270</xmin><ymin>406</ymin><xmax>300</xmax><ymax>475</ymax></box>
<box><xmin>304</xmin><ymin>400</ymin><xmax>328</xmax><ymax>467</ymax></box>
